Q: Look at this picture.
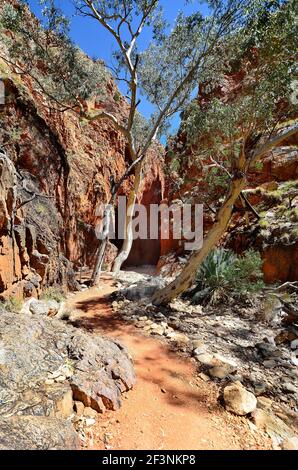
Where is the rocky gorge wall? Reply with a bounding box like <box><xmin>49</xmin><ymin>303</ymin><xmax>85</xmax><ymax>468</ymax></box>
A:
<box><xmin>0</xmin><ymin>56</ymin><xmax>164</xmax><ymax>300</ymax></box>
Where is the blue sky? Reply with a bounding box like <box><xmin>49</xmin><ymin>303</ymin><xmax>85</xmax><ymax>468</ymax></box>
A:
<box><xmin>28</xmin><ymin>1</ymin><xmax>208</xmax><ymax>137</ymax></box>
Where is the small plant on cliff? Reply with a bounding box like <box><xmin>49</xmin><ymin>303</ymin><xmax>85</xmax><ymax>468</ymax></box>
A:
<box><xmin>2</xmin><ymin>296</ymin><xmax>23</xmax><ymax>313</ymax></box>
<box><xmin>41</xmin><ymin>286</ymin><xmax>65</xmax><ymax>303</ymax></box>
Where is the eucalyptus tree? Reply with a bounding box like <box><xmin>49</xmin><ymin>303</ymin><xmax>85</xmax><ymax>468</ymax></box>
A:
<box><xmin>152</xmin><ymin>0</ymin><xmax>298</xmax><ymax>305</ymax></box>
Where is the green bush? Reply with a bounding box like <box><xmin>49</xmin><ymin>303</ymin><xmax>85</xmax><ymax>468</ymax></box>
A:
<box><xmin>190</xmin><ymin>248</ymin><xmax>264</xmax><ymax>304</ymax></box>
<box><xmin>41</xmin><ymin>286</ymin><xmax>65</xmax><ymax>303</ymax></box>
<box><xmin>2</xmin><ymin>296</ymin><xmax>22</xmax><ymax>312</ymax></box>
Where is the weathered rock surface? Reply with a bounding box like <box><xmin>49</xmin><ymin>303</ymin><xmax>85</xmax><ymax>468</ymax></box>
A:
<box><xmin>0</xmin><ymin>309</ymin><xmax>135</xmax><ymax>449</ymax></box>
<box><xmin>252</xmin><ymin>409</ymin><xmax>295</xmax><ymax>443</ymax></box>
<box><xmin>0</xmin><ymin>28</ymin><xmax>164</xmax><ymax>299</ymax></box>
<box><xmin>120</xmin><ymin>276</ymin><xmax>166</xmax><ymax>301</ymax></box>
<box><xmin>0</xmin><ymin>416</ymin><xmax>80</xmax><ymax>450</ymax></box>
<box><xmin>223</xmin><ymin>383</ymin><xmax>257</xmax><ymax>416</ymax></box>
<box><xmin>281</xmin><ymin>436</ymin><xmax>298</xmax><ymax>450</ymax></box>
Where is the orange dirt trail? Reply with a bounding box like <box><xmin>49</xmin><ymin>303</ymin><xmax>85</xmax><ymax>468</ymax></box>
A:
<box><xmin>68</xmin><ymin>280</ymin><xmax>271</xmax><ymax>451</ymax></box>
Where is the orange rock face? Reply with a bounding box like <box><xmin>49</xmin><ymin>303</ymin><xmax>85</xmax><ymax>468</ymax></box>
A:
<box><xmin>263</xmin><ymin>245</ymin><xmax>298</xmax><ymax>284</ymax></box>
<box><xmin>0</xmin><ymin>62</ymin><xmax>164</xmax><ymax>298</ymax></box>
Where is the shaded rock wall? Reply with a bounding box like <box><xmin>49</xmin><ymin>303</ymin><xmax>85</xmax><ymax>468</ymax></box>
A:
<box><xmin>0</xmin><ymin>58</ymin><xmax>164</xmax><ymax>298</ymax></box>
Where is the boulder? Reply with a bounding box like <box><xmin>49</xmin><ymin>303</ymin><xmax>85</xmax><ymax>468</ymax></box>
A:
<box><xmin>281</xmin><ymin>436</ymin><xmax>298</xmax><ymax>450</ymax></box>
<box><xmin>29</xmin><ymin>299</ymin><xmax>50</xmax><ymax>316</ymax></box>
<box><xmin>0</xmin><ymin>310</ymin><xmax>135</xmax><ymax>449</ymax></box>
<box><xmin>209</xmin><ymin>364</ymin><xmax>235</xmax><ymax>379</ymax></box>
<box><xmin>120</xmin><ymin>277</ymin><xmax>166</xmax><ymax>301</ymax></box>
<box><xmin>252</xmin><ymin>409</ymin><xmax>294</xmax><ymax>442</ymax></box>
<box><xmin>223</xmin><ymin>382</ymin><xmax>257</xmax><ymax>416</ymax></box>
<box><xmin>195</xmin><ymin>353</ymin><xmax>215</xmax><ymax>367</ymax></box>
<box><xmin>167</xmin><ymin>331</ymin><xmax>190</xmax><ymax>344</ymax></box>
<box><xmin>0</xmin><ymin>416</ymin><xmax>80</xmax><ymax>450</ymax></box>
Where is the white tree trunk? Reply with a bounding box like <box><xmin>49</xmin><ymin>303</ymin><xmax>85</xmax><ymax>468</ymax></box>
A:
<box><xmin>91</xmin><ymin>205</ymin><xmax>113</xmax><ymax>286</ymax></box>
<box><xmin>112</xmin><ymin>163</ymin><xmax>142</xmax><ymax>273</ymax></box>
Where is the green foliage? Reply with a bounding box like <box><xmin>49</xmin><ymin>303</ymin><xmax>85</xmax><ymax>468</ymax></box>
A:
<box><xmin>197</xmin><ymin>248</ymin><xmax>237</xmax><ymax>290</ymax></box>
<box><xmin>2</xmin><ymin>296</ymin><xmax>22</xmax><ymax>312</ymax></box>
<box><xmin>205</xmin><ymin>167</ymin><xmax>230</xmax><ymax>191</ymax></box>
<box><xmin>254</xmin><ymin>161</ymin><xmax>264</xmax><ymax>171</ymax></box>
<box><xmin>181</xmin><ymin>0</ymin><xmax>296</xmax><ymax>176</ymax></box>
<box><xmin>36</xmin><ymin>202</ymin><xmax>47</xmax><ymax>215</ymax></box>
<box><xmin>0</xmin><ymin>0</ymin><xmax>109</xmax><ymax>108</ymax></box>
<box><xmin>113</xmin><ymin>92</ymin><xmax>121</xmax><ymax>103</ymax></box>
<box><xmin>259</xmin><ymin>218</ymin><xmax>269</xmax><ymax>228</ymax></box>
<box><xmin>41</xmin><ymin>286</ymin><xmax>65</xmax><ymax>302</ymax></box>
<box><xmin>170</xmin><ymin>157</ymin><xmax>181</xmax><ymax>172</ymax></box>
<box><xmin>138</xmin><ymin>0</ymin><xmax>257</xmax><ymax>124</ymax></box>
<box><xmin>191</xmin><ymin>248</ymin><xmax>264</xmax><ymax>304</ymax></box>
<box><xmin>227</xmin><ymin>250</ymin><xmax>265</xmax><ymax>293</ymax></box>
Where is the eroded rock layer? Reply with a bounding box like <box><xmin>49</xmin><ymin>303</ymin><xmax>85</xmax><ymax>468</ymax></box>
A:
<box><xmin>0</xmin><ymin>308</ymin><xmax>136</xmax><ymax>449</ymax></box>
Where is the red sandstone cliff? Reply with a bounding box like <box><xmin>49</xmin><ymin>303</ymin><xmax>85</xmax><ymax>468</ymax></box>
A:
<box><xmin>0</xmin><ymin>51</ymin><xmax>164</xmax><ymax>299</ymax></box>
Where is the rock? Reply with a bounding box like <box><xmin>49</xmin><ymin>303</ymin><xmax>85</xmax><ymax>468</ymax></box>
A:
<box><xmin>282</xmin><ymin>382</ymin><xmax>296</xmax><ymax>394</ymax></box>
<box><xmin>281</xmin><ymin>436</ymin><xmax>298</xmax><ymax>450</ymax></box>
<box><xmin>291</xmin><ymin>339</ymin><xmax>298</xmax><ymax>350</ymax></box>
<box><xmin>0</xmin><ymin>310</ymin><xmax>135</xmax><ymax>448</ymax></box>
<box><xmin>198</xmin><ymin>372</ymin><xmax>210</xmax><ymax>382</ymax></box>
<box><xmin>213</xmin><ymin>354</ymin><xmax>237</xmax><ymax>369</ymax></box>
<box><xmin>46</xmin><ymin>383</ymin><xmax>74</xmax><ymax>419</ymax></box>
<box><xmin>120</xmin><ymin>277</ymin><xmax>166</xmax><ymax>301</ymax></box>
<box><xmin>151</xmin><ymin>325</ymin><xmax>165</xmax><ymax>336</ymax></box>
<box><xmin>192</xmin><ymin>340</ymin><xmax>206</xmax><ymax>352</ymax></box>
<box><xmin>55</xmin><ymin>375</ymin><xmax>66</xmax><ymax>383</ymax></box>
<box><xmin>47</xmin><ymin>300</ymin><xmax>60</xmax><ymax>317</ymax></box>
<box><xmin>85</xmin><ymin>418</ymin><xmax>96</xmax><ymax>427</ymax></box>
<box><xmin>257</xmin><ymin>396</ymin><xmax>273</xmax><ymax>411</ymax></box>
<box><xmin>19</xmin><ymin>298</ymin><xmax>36</xmax><ymax>315</ymax></box>
<box><xmin>227</xmin><ymin>374</ymin><xmax>243</xmax><ymax>383</ymax></box>
<box><xmin>167</xmin><ymin>332</ymin><xmax>190</xmax><ymax>344</ymax></box>
<box><xmin>263</xmin><ymin>360</ymin><xmax>277</xmax><ymax>369</ymax></box>
<box><xmin>252</xmin><ymin>409</ymin><xmax>293</xmax><ymax>442</ymax></box>
<box><xmin>83</xmin><ymin>407</ymin><xmax>98</xmax><ymax>419</ymax></box>
<box><xmin>291</xmin><ymin>352</ymin><xmax>298</xmax><ymax>366</ymax></box>
<box><xmin>256</xmin><ymin>342</ymin><xmax>278</xmax><ymax>358</ymax></box>
<box><xmin>74</xmin><ymin>401</ymin><xmax>85</xmax><ymax>416</ymax></box>
<box><xmin>0</xmin><ymin>416</ymin><xmax>80</xmax><ymax>450</ymax></box>
<box><xmin>209</xmin><ymin>364</ymin><xmax>235</xmax><ymax>379</ymax></box>
<box><xmin>45</xmin><ymin>379</ymin><xmax>55</xmax><ymax>385</ymax></box>
<box><xmin>253</xmin><ymin>381</ymin><xmax>267</xmax><ymax>396</ymax></box>
<box><xmin>29</xmin><ymin>300</ymin><xmax>50</xmax><ymax>316</ymax></box>
<box><xmin>68</xmin><ymin>331</ymin><xmax>135</xmax><ymax>412</ymax></box>
<box><xmin>195</xmin><ymin>353</ymin><xmax>215</xmax><ymax>367</ymax></box>
<box><xmin>223</xmin><ymin>383</ymin><xmax>257</xmax><ymax>416</ymax></box>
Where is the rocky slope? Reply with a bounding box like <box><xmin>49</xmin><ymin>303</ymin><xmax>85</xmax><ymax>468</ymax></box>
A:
<box><xmin>0</xmin><ymin>305</ymin><xmax>135</xmax><ymax>449</ymax></box>
<box><xmin>111</xmin><ymin>271</ymin><xmax>298</xmax><ymax>448</ymax></box>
